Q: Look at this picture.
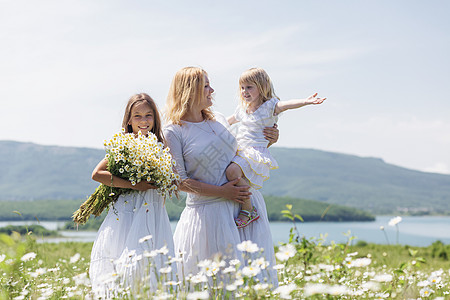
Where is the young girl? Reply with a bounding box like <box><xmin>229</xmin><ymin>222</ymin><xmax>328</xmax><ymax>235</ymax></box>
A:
<box><xmin>89</xmin><ymin>93</ymin><xmax>176</xmax><ymax>297</ymax></box>
<box><xmin>226</xmin><ymin>68</ymin><xmax>326</xmax><ymax>228</ymax></box>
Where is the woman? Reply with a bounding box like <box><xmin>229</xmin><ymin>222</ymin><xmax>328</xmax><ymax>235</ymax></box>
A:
<box><xmin>164</xmin><ymin>67</ymin><xmax>278</xmax><ymax>286</ymax></box>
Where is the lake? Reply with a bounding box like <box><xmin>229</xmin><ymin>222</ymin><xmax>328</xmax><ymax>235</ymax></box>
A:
<box><xmin>1</xmin><ymin>216</ymin><xmax>449</xmax><ymax>246</ymax></box>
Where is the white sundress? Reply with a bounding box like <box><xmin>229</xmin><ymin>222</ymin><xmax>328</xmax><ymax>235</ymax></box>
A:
<box><xmin>89</xmin><ymin>189</ymin><xmax>176</xmax><ymax>298</ymax></box>
<box><xmin>232</xmin><ymin>97</ymin><xmax>280</xmax><ymax>189</ymax></box>
<box><xmin>164</xmin><ymin>116</ymin><xmax>278</xmax><ymax>287</ymax></box>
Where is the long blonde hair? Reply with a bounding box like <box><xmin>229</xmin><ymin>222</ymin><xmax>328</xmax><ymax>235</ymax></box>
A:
<box><xmin>165</xmin><ymin>67</ymin><xmax>215</xmax><ymax>125</ymax></box>
<box><xmin>239</xmin><ymin>68</ymin><xmax>279</xmax><ymax>107</ymax></box>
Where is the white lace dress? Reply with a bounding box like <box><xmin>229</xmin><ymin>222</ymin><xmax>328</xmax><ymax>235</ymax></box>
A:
<box><xmin>89</xmin><ymin>190</ymin><xmax>176</xmax><ymax>297</ymax></box>
<box><xmin>165</xmin><ymin>116</ymin><xmax>278</xmax><ymax>287</ymax></box>
<box><xmin>232</xmin><ymin>97</ymin><xmax>279</xmax><ymax>189</ymax></box>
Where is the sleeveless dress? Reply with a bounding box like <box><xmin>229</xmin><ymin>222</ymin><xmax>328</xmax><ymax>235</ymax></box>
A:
<box><xmin>165</xmin><ymin>116</ymin><xmax>278</xmax><ymax>287</ymax></box>
<box><xmin>232</xmin><ymin>97</ymin><xmax>279</xmax><ymax>189</ymax></box>
<box><xmin>89</xmin><ymin>190</ymin><xmax>175</xmax><ymax>298</ymax></box>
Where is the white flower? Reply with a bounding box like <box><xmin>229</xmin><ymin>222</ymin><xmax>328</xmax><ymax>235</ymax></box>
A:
<box><xmin>21</xmin><ymin>252</ymin><xmax>37</xmax><ymax>262</ymax></box>
<box><xmin>420</xmin><ymin>286</ymin><xmax>434</xmax><ymax>297</ymax></box>
<box><xmin>348</xmin><ymin>257</ymin><xmax>372</xmax><ymax>268</ymax></box>
<box><xmin>189</xmin><ymin>274</ymin><xmax>208</xmax><ymax>284</ymax></box>
<box><xmin>157</xmin><ymin>245</ymin><xmax>169</xmax><ymax>255</ymax></box>
<box><xmin>361</xmin><ymin>281</ymin><xmax>380</xmax><ymax>291</ymax></box>
<box><xmin>70</xmin><ymin>253</ymin><xmax>81</xmax><ymax>264</ymax></box>
<box><xmin>276</xmin><ymin>244</ymin><xmax>296</xmax><ymax>261</ymax></box>
<box><xmin>73</xmin><ymin>272</ymin><xmax>90</xmax><ymax>286</ymax></box>
<box><xmin>0</xmin><ymin>254</ymin><xmax>5</xmax><ymax>263</ymax></box>
<box><xmin>388</xmin><ymin>216</ymin><xmax>402</xmax><ymax>226</ymax></box>
<box><xmin>229</xmin><ymin>259</ymin><xmax>241</xmax><ymax>266</ymax></box>
<box><xmin>372</xmin><ymin>274</ymin><xmax>393</xmax><ymax>282</ymax></box>
<box><xmin>327</xmin><ymin>285</ymin><xmax>349</xmax><ymax>296</ymax></box>
<box><xmin>30</xmin><ymin>268</ymin><xmax>47</xmax><ymax>278</ymax></box>
<box><xmin>273</xmin><ymin>264</ymin><xmax>285</xmax><ymax>270</ymax></box>
<box><xmin>143</xmin><ymin>250</ymin><xmax>158</xmax><ymax>258</ymax></box>
<box><xmin>237</xmin><ymin>240</ymin><xmax>259</xmax><ymax>253</ymax></box>
<box><xmin>226</xmin><ymin>284</ymin><xmax>237</xmax><ymax>291</ymax></box>
<box><xmin>274</xmin><ymin>283</ymin><xmax>297</xmax><ymax>299</ymax></box>
<box><xmin>159</xmin><ymin>266</ymin><xmax>172</xmax><ymax>274</ymax></box>
<box><xmin>139</xmin><ymin>235</ymin><xmax>153</xmax><ymax>243</ymax></box>
<box><xmin>242</xmin><ymin>265</ymin><xmax>261</xmax><ymax>277</ymax></box>
<box><xmin>186</xmin><ymin>291</ymin><xmax>209</xmax><ymax>300</ymax></box>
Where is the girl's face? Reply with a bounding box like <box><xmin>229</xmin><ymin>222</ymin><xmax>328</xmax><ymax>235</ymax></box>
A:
<box><xmin>128</xmin><ymin>102</ymin><xmax>154</xmax><ymax>136</ymax></box>
<box><xmin>240</xmin><ymin>82</ymin><xmax>261</xmax><ymax>106</ymax></box>
<box><xmin>201</xmin><ymin>75</ymin><xmax>214</xmax><ymax>109</ymax></box>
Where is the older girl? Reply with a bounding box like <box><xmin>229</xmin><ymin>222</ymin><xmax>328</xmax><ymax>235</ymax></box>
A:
<box><xmin>89</xmin><ymin>93</ymin><xmax>175</xmax><ymax>297</ymax></box>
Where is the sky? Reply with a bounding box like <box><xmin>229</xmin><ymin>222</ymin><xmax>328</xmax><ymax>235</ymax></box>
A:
<box><xmin>1</xmin><ymin>0</ymin><xmax>449</xmax><ymax>174</ymax></box>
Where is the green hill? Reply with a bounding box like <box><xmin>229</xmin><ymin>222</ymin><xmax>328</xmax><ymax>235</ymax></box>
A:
<box><xmin>1</xmin><ymin>140</ymin><xmax>449</xmax><ymax>215</ymax></box>
<box><xmin>264</xmin><ymin>148</ymin><xmax>450</xmax><ymax>214</ymax></box>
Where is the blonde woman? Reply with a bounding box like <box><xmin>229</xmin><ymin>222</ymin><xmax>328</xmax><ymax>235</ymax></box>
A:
<box><xmin>164</xmin><ymin>67</ymin><xmax>278</xmax><ymax>286</ymax></box>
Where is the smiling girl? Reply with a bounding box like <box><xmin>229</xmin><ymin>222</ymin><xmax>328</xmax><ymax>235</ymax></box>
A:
<box><xmin>226</xmin><ymin>68</ymin><xmax>326</xmax><ymax>228</ymax></box>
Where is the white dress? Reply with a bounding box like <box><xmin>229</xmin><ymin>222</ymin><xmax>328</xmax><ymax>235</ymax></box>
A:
<box><xmin>165</xmin><ymin>116</ymin><xmax>278</xmax><ymax>287</ymax></box>
<box><xmin>89</xmin><ymin>190</ymin><xmax>175</xmax><ymax>298</ymax></box>
<box><xmin>232</xmin><ymin>97</ymin><xmax>279</xmax><ymax>189</ymax></box>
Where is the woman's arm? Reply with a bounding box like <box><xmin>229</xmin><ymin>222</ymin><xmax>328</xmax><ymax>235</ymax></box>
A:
<box><xmin>92</xmin><ymin>159</ymin><xmax>157</xmax><ymax>191</ymax></box>
<box><xmin>274</xmin><ymin>93</ymin><xmax>326</xmax><ymax>115</ymax></box>
<box><xmin>179</xmin><ymin>178</ymin><xmax>250</xmax><ymax>204</ymax></box>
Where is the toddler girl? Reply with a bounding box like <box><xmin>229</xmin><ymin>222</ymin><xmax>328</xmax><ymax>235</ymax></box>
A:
<box><xmin>226</xmin><ymin>68</ymin><xmax>326</xmax><ymax>228</ymax></box>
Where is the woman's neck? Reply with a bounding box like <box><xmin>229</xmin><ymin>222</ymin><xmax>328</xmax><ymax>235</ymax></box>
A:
<box><xmin>182</xmin><ymin>110</ymin><xmax>205</xmax><ymax>123</ymax></box>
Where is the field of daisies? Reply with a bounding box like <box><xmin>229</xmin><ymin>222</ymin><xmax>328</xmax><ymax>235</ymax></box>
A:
<box><xmin>1</xmin><ymin>208</ymin><xmax>450</xmax><ymax>299</ymax></box>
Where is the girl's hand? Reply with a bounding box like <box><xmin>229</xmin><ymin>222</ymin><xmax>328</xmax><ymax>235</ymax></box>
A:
<box><xmin>132</xmin><ymin>181</ymin><xmax>158</xmax><ymax>191</ymax></box>
<box><xmin>264</xmin><ymin>124</ymin><xmax>279</xmax><ymax>148</ymax></box>
<box><xmin>307</xmin><ymin>93</ymin><xmax>326</xmax><ymax>105</ymax></box>
<box><xmin>221</xmin><ymin>178</ymin><xmax>251</xmax><ymax>204</ymax></box>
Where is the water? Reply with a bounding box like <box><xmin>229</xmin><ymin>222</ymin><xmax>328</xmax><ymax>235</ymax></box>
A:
<box><xmin>1</xmin><ymin>216</ymin><xmax>450</xmax><ymax>246</ymax></box>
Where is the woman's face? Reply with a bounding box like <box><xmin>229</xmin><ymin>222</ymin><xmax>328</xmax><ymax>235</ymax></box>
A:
<box><xmin>128</xmin><ymin>102</ymin><xmax>154</xmax><ymax>136</ymax></box>
<box><xmin>201</xmin><ymin>74</ymin><xmax>214</xmax><ymax>109</ymax></box>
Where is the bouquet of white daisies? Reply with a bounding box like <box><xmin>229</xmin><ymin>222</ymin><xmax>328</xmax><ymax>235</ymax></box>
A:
<box><xmin>73</xmin><ymin>130</ymin><xmax>179</xmax><ymax>224</ymax></box>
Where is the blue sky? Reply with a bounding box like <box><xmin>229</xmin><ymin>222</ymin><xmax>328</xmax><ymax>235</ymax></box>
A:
<box><xmin>1</xmin><ymin>0</ymin><xmax>449</xmax><ymax>174</ymax></box>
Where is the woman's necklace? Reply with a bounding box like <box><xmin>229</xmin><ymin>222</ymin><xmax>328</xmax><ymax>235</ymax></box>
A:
<box><xmin>191</xmin><ymin>120</ymin><xmax>217</xmax><ymax>135</ymax></box>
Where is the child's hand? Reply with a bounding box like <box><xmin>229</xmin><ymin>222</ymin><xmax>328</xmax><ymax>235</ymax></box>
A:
<box><xmin>133</xmin><ymin>181</ymin><xmax>158</xmax><ymax>191</ymax></box>
<box><xmin>307</xmin><ymin>93</ymin><xmax>326</xmax><ymax>105</ymax></box>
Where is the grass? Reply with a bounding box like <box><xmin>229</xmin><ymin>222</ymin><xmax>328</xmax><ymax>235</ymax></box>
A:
<box><xmin>1</xmin><ymin>206</ymin><xmax>449</xmax><ymax>299</ymax></box>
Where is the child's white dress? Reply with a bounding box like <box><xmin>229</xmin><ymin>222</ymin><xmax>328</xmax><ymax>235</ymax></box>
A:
<box><xmin>232</xmin><ymin>97</ymin><xmax>279</xmax><ymax>189</ymax></box>
<box><xmin>89</xmin><ymin>189</ymin><xmax>176</xmax><ymax>298</ymax></box>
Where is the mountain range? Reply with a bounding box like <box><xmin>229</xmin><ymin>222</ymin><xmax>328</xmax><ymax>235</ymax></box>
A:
<box><xmin>1</xmin><ymin>140</ymin><xmax>449</xmax><ymax>215</ymax></box>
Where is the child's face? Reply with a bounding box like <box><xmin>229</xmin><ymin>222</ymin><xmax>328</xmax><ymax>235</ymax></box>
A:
<box><xmin>240</xmin><ymin>82</ymin><xmax>261</xmax><ymax>106</ymax></box>
<box><xmin>128</xmin><ymin>102</ymin><xmax>154</xmax><ymax>136</ymax></box>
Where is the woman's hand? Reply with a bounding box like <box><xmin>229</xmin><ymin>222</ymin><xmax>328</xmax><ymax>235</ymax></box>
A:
<box><xmin>132</xmin><ymin>181</ymin><xmax>158</xmax><ymax>191</ymax></box>
<box><xmin>221</xmin><ymin>178</ymin><xmax>252</xmax><ymax>204</ymax></box>
<box><xmin>264</xmin><ymin>124</ymin><xmax>279</xmax><ymax>148</ymax></box>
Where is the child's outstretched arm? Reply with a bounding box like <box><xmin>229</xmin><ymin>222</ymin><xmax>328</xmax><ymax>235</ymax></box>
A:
<box><xmin>274</xmin><ymin>93</ymin><xmax>326</xmax><ymax>115</ymax></box>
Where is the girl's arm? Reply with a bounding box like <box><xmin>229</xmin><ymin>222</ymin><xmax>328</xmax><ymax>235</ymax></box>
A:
<box><xmin>92</xmin><ymin>159</ymin><xmax>157</xmax><ymax>191</ymax></box>
<box><xmin>179</xmin><ymin>178</ymin><xmax>250</xmax><ymax>204</ymax></box>
<box><xmin>274</xmin><ymin>93</ymin><xmax>326</xmax><ymax>115</ymax></box>
<box><xmin>227</xmin><ymin>115</ymin><xmax>239</xmax><ymax>125</ymax></box>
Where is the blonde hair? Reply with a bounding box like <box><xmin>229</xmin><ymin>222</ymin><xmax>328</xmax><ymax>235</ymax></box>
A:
<box><xmin>165</xmin><ymin>67</ymin><xmax>215</xmax><ymax>125</ymax></box>
<box><xmin>238</xmin><ymin>68</ymin><xmax>279</xmax><ymax>107</ymax></box>
<box><xmin>122</xmin><ymin>93</ymin><xmax>164</xmax><ymax>143</ymax></box>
